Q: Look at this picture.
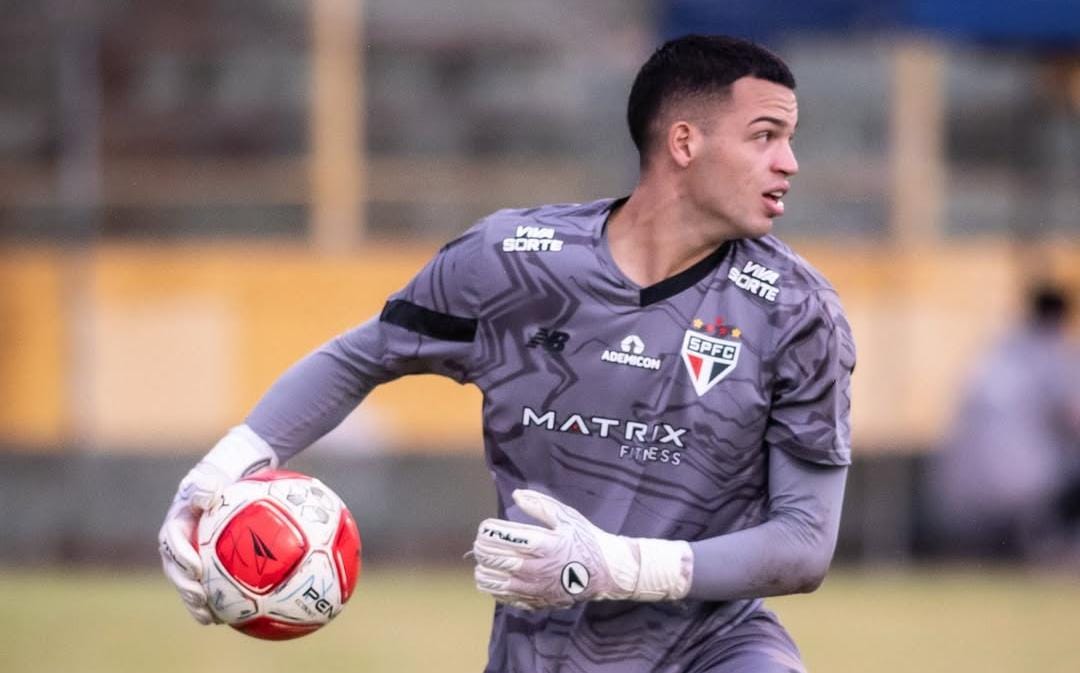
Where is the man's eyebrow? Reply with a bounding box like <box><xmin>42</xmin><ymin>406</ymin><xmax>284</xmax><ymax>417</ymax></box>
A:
<box><xmin>748</xmin><ymin>116</ymin><xmax>792</xmax><ymax>127</ymax></box>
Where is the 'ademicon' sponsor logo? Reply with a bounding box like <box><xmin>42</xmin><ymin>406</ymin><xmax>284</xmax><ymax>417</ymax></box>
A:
<box><xmin>600</xmin><ymin>334</ymin><xmax>661</xmax><ymax>371</ymax></box>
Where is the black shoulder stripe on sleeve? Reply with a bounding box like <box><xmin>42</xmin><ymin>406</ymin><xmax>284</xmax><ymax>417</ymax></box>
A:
<box><xmin>379</xmin><ymin>299</ymin><xmax>477</xmax><ymax>342</ymax></box>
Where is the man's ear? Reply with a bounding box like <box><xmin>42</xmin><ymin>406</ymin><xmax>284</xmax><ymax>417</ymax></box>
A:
<box><xmin>666</xmin><ymin>120</ymin><xmax>698</xmax><ymax>169</ymax></box>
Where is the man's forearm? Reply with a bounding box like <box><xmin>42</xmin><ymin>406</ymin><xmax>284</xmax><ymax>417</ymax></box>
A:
<box><xmin>246</xmin><ymin>323</ymin><xmax>393</xmax><ymax>461</ymax></box>
<box><xmin>687</xmin><ymin>449</ymin><xmax>847</xmax><ymax>600</ymax></box>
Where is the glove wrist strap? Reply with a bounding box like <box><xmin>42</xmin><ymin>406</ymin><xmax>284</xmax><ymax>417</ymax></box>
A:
<box><xmin>201</xmin><ymin>424</ymin><xmax>279</xmax><ymax>481</ymax></box>
<box><xmin>632</xmin><ymin>539</ymin><xmax>694</xmax><ymax>601</ymax></box>
<box><xmin>174</xmin><ymin>425</ymin><xmax>279</xmax><ymax>512</ymax></box>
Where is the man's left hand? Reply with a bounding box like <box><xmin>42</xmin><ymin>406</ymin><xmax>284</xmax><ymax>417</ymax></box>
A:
<box><xmin>471</xmin><ymin>489</ymin><xmax>693</xmax><ymax>610</ymax></box>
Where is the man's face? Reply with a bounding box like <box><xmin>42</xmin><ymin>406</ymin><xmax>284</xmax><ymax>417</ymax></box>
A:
<box><xmin>684</xmin><ymin>76</ymin><xmax>799</xmax><ymax>240</ymax></box>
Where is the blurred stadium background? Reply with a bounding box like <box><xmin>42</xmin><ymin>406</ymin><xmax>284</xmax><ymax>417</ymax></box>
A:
<box><xmin>1</xmin><ymin>1</ymin><xmax>1078</xmax><ymax>671</ymax></box>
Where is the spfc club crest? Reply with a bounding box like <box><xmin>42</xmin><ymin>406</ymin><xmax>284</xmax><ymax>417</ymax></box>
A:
<box><xmin>681</xmin><ymin>330</ymin><xmax>741</xmax><ymax>396</ymax></box>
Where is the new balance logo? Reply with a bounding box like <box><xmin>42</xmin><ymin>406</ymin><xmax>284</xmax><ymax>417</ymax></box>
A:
<box><xmin>527</xmin><ymin>328</ymin><xmax>570</xmax><ymax>353</ymax></box>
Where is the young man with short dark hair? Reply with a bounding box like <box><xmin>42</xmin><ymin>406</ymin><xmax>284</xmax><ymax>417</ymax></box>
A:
<box><xmin>161</xmin><ymin>34</ymin><xmax>855</xmax><ymax>673</ymax></box>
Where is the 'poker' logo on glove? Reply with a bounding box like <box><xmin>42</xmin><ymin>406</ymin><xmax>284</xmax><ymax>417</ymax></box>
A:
<box><xmin>482</xmin><ymin>526</ymin><xmax>530</xmax><ymax>546</ymax></box>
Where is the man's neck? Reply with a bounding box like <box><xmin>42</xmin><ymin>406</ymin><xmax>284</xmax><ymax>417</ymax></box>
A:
<box><xmin>606</xmin><ymin>183</ymin><xmax>726</xmax><ymax>288</ymax></box>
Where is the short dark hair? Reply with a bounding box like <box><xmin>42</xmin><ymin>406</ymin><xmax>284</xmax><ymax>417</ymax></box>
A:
<box><xmin>627</xmin><ymin>34</ymin><xmax>796</xmax><ymax>162</ymax></box>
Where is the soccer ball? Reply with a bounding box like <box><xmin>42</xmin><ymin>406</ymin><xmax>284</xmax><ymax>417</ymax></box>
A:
<box><xmin>194</xmin><ymin>469</ymin><xmax>361</xmax><ymax>640</ymax></box>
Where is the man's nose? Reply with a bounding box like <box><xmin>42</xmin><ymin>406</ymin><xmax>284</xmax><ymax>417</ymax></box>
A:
<box><xmin>774</xmin><ymin>143</ymin><xmax>799</xmax><ymax>176</ymax></box>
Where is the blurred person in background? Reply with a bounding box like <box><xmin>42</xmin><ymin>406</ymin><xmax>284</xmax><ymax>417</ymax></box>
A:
<box><xmin>159</xmin><ymin>35</ymin><xmax>855</xmax><ymax>673</ymax></box>
<box><xmin>931</xmin><ymin>283</ymin><xmax>1080</xmax><ymax>562</ymax></box>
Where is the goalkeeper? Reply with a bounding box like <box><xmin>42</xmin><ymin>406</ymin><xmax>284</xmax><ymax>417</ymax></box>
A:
<box><xmin>160</xmin><ymin>34</ymin><xmax>854</xmax><ymax>673</ymax></box>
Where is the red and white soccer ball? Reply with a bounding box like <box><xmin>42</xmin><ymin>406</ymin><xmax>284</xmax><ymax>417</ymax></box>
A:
<box><xmin>195</xmin><ymin>469</ymin><xmax>361</xmax><ymax>640</ymax></box>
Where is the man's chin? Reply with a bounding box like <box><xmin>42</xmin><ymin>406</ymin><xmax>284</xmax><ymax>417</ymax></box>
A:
<box><xmin>740</xmin><ymin>218</ymin><xmax>775</xmax><ymax>240</ymax></box>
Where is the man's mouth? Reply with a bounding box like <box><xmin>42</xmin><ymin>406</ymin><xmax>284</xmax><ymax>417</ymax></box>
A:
<box><xmin>763</xmin><ymin>189</ymin><xmax>787</xmax><ymax>216</ymax></box>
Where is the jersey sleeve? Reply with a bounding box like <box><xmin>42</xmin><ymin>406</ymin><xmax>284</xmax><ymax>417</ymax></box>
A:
<box><xmin>373</xmin><ymin>223</ymin><xmax>486</xmax><ymax>382</ymax></box>
<box><xmin>245</xmin><ymin>224</ymin><xmax>486</xmax><ymax>460</ymax></box>
<box><xmin>764</xmin><ymin>288</ymin><xmax>855</xmax><ymax>466</ymax></box>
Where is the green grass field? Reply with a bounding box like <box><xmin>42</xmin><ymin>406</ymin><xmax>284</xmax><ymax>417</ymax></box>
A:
<box><xmin>2</xmin><ymin>564</ymin><xmax>1078</xmax><ymax>673</ymax></box>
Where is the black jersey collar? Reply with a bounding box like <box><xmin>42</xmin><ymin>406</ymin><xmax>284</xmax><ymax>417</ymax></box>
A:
<box><xmin>638</xmin><ymin>241</ymin><xmax>732</xmax><ymax>306</ymax></box>
<box><xmin>602</xmin><ymin>197</ymin><xmax>734</xmax><ymax>307</ymax></box>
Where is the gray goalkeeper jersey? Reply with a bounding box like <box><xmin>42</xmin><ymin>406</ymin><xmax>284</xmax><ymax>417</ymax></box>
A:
<box><xmin>247</xmin><ymin>197</ymin><xmax>855</xmax><ymax>673</ymax></box>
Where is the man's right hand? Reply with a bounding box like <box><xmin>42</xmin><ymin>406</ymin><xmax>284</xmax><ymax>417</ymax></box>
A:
<box><xmin>158</xmin><ymin>461</ymin><xmax>231</xmax><ymax>624</ymax></box>
<box><xmin>157</xmin><ymin>425</ymin><xmax>278</xmax><ymax>624</ymax></box>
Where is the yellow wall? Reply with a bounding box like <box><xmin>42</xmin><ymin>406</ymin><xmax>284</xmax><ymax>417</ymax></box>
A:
<box><xmin>83</xmin><ymin>243</ymin><xmax>483</xmax><ymax>453</ymax></box>
<box><xmin>0</xmin><ymin>250</ymin><xmax>67</xmax><ymax>446</ymax></box>
<box><xmin>1</xmin><ymin>240</ymin><xmax>1076</xmax><ymax>454</ymax></box>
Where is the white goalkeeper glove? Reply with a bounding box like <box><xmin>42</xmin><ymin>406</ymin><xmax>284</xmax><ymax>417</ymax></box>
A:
<box><xmin>472</xmin><ymin>489</ymin><xmax>693</xmax><ymax>610</ymax></box>
<box><xmin>157</xmin><ymin>425</ymin><xmax>278</xmax><ymax>624</ymax></box>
